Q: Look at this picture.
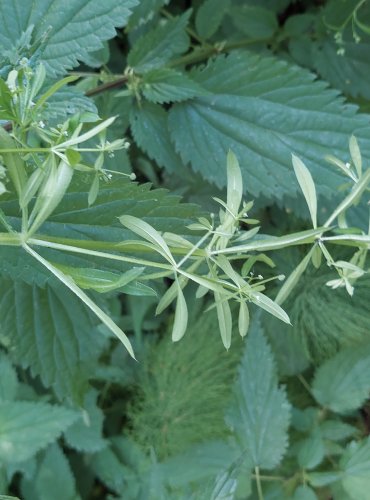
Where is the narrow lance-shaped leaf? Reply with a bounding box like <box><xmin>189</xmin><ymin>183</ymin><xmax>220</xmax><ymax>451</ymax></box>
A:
<box><xmin>349</xmin><ymin>135</ymin><xmax>362</xmax><ymax>179</ymax></box>
<box><xmin>120</xmin><ymin>214</ymin><xmax>176</xmax><ymax>265</ymax></box>
<box><xmin>251</xmin><ymin>291</ymin><xmax>291</xmax><ymax>324</ymax></box>
<box><xmin>226</xmin><ymin>150</ymin><xmax>243</xmax><ymax>216</ymax></box>
<box><xmin>238</xmin><ymin>300</ymin><xmax>250</xmax><ymax>338</ymax></box>
<box><xmin>172</xmin><ymin>278</ymin><xmax>188</xmax><ymax>342</ymax></box>
<box><xmin>275</xmin><ymin>247</ymin><xmax>315</xmax><ymax>305</ymax></box>
<box><xmin>23</xmin><ymin>244</ymin><xmax>136</xmax><ymax>359</ymax></box>
<box><xmin>292</xmin><ymin>154</ymin><xmax>317</xmax><ymax>228</ymax></box>
<box><xmin>212</xmin><ymin>227</ymin><xmax>326</xmax><ymax>255</ymax></box>
<box><xmin>215</xmin><ymin>292</ymin><xmax>232</xmax><ymax>349</ymax></box>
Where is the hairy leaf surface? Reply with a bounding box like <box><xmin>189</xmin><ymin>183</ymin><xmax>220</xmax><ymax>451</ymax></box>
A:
<box><xmin>0</xmin><ymin>279</ymin><xmax>105</xmax><ymax>401</ymax></box>
<box><xmin>0</xmin><ymin>0</ymin><xmax>138</xmax><ymax>75</ymax></box>
<box><xmin>226</xmin><ymin>318</ymin><xmax>291</xmax><ymax>469</ymax></box>
<box><xmin>0</xmin><ymin>402</ymin><xmax>77</xmax><ymax>463</ymax></box>
<box><xmin>169</xmin><ymin>51</ymin><xmax>370</xmax><ymax>204</ymax></box>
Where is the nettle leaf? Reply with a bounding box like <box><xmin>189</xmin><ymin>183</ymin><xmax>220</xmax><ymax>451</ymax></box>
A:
<box><xmin>128</xmin><ymin>0</ymin><xmax>167</xmax><ymax>29</ymax></box>
<box><xmin>27</xmin><ymin>444</ymin><xmax>77</xmax><ymax>500</ymax></box>
<box><xmin>0</xmin><ymin>0</ymin><xmax>138</xmax><ymax>76</ymax></box>
<box><xmin>142</xmin><ymin>68</ymin><xmax>207</xmax><ymax>104</ymax></box>
<box><xmin>43</xmin><ymin>85</ymin><xmax>98</xmax><ymax>121</ymax></box>
<box><xmin>195</xmin><ymin>0</ymin><xmax>230</xmax><ymax>39</ymax></box>
<box><xmin>312</xmin><ymin>343</ymin><xmax>370</xmax><ymax>413</ymax></box>
<box><xmin>0</xmin><ymin>279</ymin><xmax>105</xmax><ymax>401</ymax></box>
<box><xmin>228</xmin><ymin>5</ymin><xmax>278</xmax><ymax>39</ymax></box>
<box><xmin>226</xmin><ymin>318</ymin><xmax>291</xmax><ymax>469</ymax></box>
<box><xmin>283</xmin><ymin>271</ymin><xmax>370</xmax><ymax>360</ymax></box>
<box><xmin>312</xmin><ymin>38</ymin><xmax>370</xmax><ymax>100</ymax></box>
<box><xmin>130</xmin><ymin>101</ymin><xmax>185</xmax><ymax>172</ymax></box>
<box><xmin>0</xmin><ymin>354</ymin><xmax>18</xmax><ymax>402</ymax></box>
<box><xmin>127</xmin><ymin>11</ymin><xmax>191</xmax><ymax>71</ymax></box>
<box><xmin>0</xmin><ymin>402</ymin><xmax>78</xmax><ymax>463</ymax></box>
<box><xmin>339</xmin><ymin>438</ymin><xmax>370</xmax><ymax>500</ymax></box>
<box><xmin>169</xmin><ymin>51</ymin><xmax>370</xmax><ymax>205</ymax></box>
<box><xmin>0</xmin><ymin>178</ymin><xmax>201</xmax><ymax>285</ymax></box>
<box><xmin>64</xmin><ymin>389</ymin><xmax>107</xmax><ymax>453</ymax></box>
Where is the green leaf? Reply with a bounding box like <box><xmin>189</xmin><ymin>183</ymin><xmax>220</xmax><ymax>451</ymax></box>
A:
<box><xmin>275</xmin><ymin>247</ymin><xmax>314</xmax><ymax>305</ymax></box>
<box><xmin>292</xmin><ymin>485</ymin><xmax>318</xmax><ymax>500</ymax></box>
<box><xmin>251</xmin><ymin>291</ymin><xmax>291</xmax><ymax>324</ymax></box>
<box><xmin>238</xmin><ymin>300</ymin><xmax>250</xmax><ymax>338</ymax></box>
<box><xmin>0</xmin><ymin>278</ymin><xmax>105</xmax><ymax>401</ymax></box>
<box><xmin>320</xmin><ymin>420</ymin><xmax>357</xmax><ymax>441</ymax></box>
<box><xmin>128</xmin><ymin>0</ymin><xmax>167</xmax><ymax>29</ymax></box>
<box><xmin>349</xmin><ymin>135</ymin><xmax>362</xmax><ymax>178</ymax></box>
<box><xmin>142</xmin><ymin>68</ymin><xmax>207</xmax><ymax>103</ymax></box>
<box><xmin>0</xmin><ymin>178</ymin><xmax>201</xmax><ymax>286</ymax></box>
<box><xmin>311</xmin><ymin>37</ymin><xmax>370</xmax><ymax>100</ymax></box>
<box><xmin>119</xmin><ymin>214</ymin><xmax>176</xmax><ymax>265</ymax></box>
<box><xmin>53</xmin><ymin>264</ymin><xmax>145</xmax><ymax>294</ymax></box>
<box><xmin>312</xmin><ymin>343</ymin><xmax>370</xmax><ymax>413</ymax></box>
<box><xmin>296</xmin><ymin>430</ymin><xmax>325</xmax><ymax>470</ymax></box>
<box><xmin>171</xmin><ymin>279</ymin><xmax>188</xmax><ymax>342</ymax></box>
<box><xmin>226</xmin><ymin>150</ymin><xmax>243</xmax><ymax>217</ymax></box>
<box><xmin>64</xmin><ymin>389</ymin><xmax>106</xmax><ymax>453</ymax></box>
<box><xmin>30</xmin><ymin>444</ymin><xmax>77</xmax><ymax>500</ymax></box>
<box><xmin>130</xmin><ymin>101</ymin><xmax>185</xmax><ymax>172</ymax></box>
<box><xmin>215</xmin><ymin>293</ymin><xmax>232</xmax><ymax>349</ymax></box>
<box><xmin>282</xmin><ymin>270</ymin><xmax>370</xmax><ymax>360</ymax></box>
<box><xmin>127</xmin><ymin>11</ymin><xmax>191</xmax><ymax>72</ymax></box>
<box><xmin>226</xmin><ymin>318</ymin><xmax>291</xmax><ymax>469</ymax></box>
<box><xmin>195</xmin><ymin>0</ymin><xmax>230</xmax><ymax>39</ymax></box>
<box><xmin>0</xmin><ymin>0</ymin><xmax>138</xmax><ymax>76</ymax></box>
<box><xmin>90</xmin><ymin>444</ymin><xmax>134</xmax><ymax>494</ymax></box>
<box><xmin>292</xmin><ymin>155</ymin><xmax>317</xmax><ymax>228</ymax></box>
<box><xmin>339</xmin><ymin>438</ymin><xmax>370</xmax><ymax>500</ymax></box>
<box><xmin>169</xmin><ymin>51</ymin><xmax>370</xmax><ymax>205</ymax></box>
<box><xmin>0</xmin><ymin>401</ymin><xmax>77</xmax><ymax>463</ymax></box>
<box><xmin>0</xmin><ymin>354</ymin><xmax>18</xmax><ymax>402</ymax></box>
<box><xmin>228</xmin><ymin>5</ymin><xmax>278</xmax><ymax>39</ymax></box>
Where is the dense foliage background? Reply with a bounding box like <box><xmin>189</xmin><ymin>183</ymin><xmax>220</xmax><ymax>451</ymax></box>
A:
<box><xmin>0</xmin><ymin>0</ymin><xmax>370</xmax><ymax>499</ymax></box>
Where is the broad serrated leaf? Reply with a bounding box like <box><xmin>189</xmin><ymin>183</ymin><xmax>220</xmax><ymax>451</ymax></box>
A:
<box><xmin>283</xmin><ymin>271</ymin><xmax>370</xmax><ymax>360</ymax></box>
<box><xmin>127</xmin><ymin>11</ymin><xmax>191</xmax><ymax>71</ymax></box>
<box><xmin>31</xmin><ymin>444</ymin><xmax>77</xmax><ymax>500</ymax></box>
<box><xmin>0</xmin><ymin>0</ymin><xmax>138</xmax><ymax>76</ymax></box>
<box><xmin>0</xmin><ymin>402</ymin><xmax>77</xmax><ymax>463</ymax></box>
<box><xmin>142</xmin><ymin>68</ymin><xmax>207</xmax><ymax>103</ymax></box>
<box><xmin>43</xmin><ymin>84</ymin><xmax>98</xmax><ymax>121</ymax></box>
<box><xmin>0</xmin><ymin>354</ymin><xmax>18</xmax><ymax>402</ymax></box>
<box><xmin>312</xmin><ymin>343</ymin><xmax>370</xmax><ymax>413</ymax></box>
<box><xmin>64</xmin><ymin>390</ymin><xmax>107</xmax><ymax>453</ymax></box>
<box><xmin>229</xmin><ymin>5</ymin><xmax>278</xmax><ymax>39</ymax></box>
<box><xmin>90</xmin><ymin>445</ymin><xmax>134</xmax><ymax>494</ymax></box>
<box><xmin>0</xmin><ymin>178</ymin><xmax>201</xmax><ymax>286</ymax></box>
<box><xmin>0</xmin><ymin>279</ymin><xmax>105</xmax><ymax>401</ymax></box>
<box><xmin>339</xmin><ymin>438</ymin><xmax>370</xmax><ymax>500</ymax></box>
<box><xmin>296</xmin><ymin>430</ymin><xmax>325</xmax><ymax>470</ymax></box>
<box><xmin>226</xmin><ymin>318</ymin><xmax>291</xmax><ymax>469</ymax></box>
<box><xmin>128</xmin><ymin>0</ymin><xmax>167</xmax><ymax>29</ymax></box>
<box><xmin>130</xmin><ymin>101</ymin><xmax>185</xmax><ymax>171</ymax></box>
<box><xmin>195</xmin><ymin>0</ymin><xmax>230</xmax><ymax>39</ymax></box>
<box><xmin>311</xmin><ymin>37</ymin><xmax>370</xmax><ymax>100</ymax></box>
<box><xmin>168</xmin><ymin>51</ymin><xmax>370</xmax><ymax>207</ymax></box>
<box><xmin>293</xmin><ymin>485</ymin><xmax>318</xmax><ymax>500</ymax></box>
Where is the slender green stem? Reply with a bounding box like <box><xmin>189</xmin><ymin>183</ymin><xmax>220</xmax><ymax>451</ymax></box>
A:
<box><xmin>251</xmin><ymin>474</ymin><xmax>284</xmax><ymax>482</ymax></box>
<box><xmin>297</xmin><ymin>374</ymin><xmax>312</xmax><ymax>396</ymax></box>
<box><xmin>0</xmin><ymin>233</ymin><xmax>22</xmax><ymax>245</ymax></box>
<box><xmin>0</xmin><ymin>147</ymin><xmax>50</xmax><ymax>154</ymax></box>
<box><xmin>27</xmin><ymin>238</ymin><xmax>174</xmax><ymax>270</ymax></box>
<box><xmin>255</xmin><ymin>467</ymin><xmax>264</xmax><ymax>500</ymax></box>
